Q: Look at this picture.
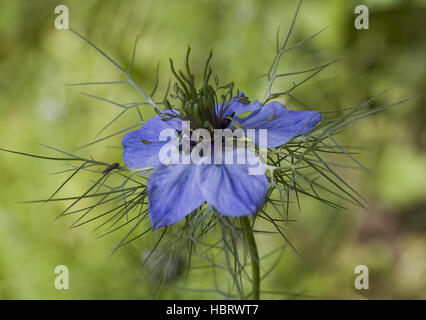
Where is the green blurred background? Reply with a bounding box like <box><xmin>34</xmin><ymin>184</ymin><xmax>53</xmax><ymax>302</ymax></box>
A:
<box><xmin>0</xmin><ymin>0</ymin><xmax>424</xmax><ymax>299</ymax></box>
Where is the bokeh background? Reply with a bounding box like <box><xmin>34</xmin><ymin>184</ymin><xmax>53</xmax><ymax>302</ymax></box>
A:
<box><xmin>0</xmin><ymin>0</ymin><xmax>424</xmax><ymax>299</ymax></box>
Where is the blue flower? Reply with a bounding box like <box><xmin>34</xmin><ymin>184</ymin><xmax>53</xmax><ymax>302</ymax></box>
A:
<box><xmin>122</xmin><ymin>99</ymin><xmax>321</xmax><ymax>229</ymax></box>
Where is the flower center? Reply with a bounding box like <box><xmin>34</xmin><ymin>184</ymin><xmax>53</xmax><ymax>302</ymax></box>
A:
<box><xmin>161</xmin><ymin>48</ymin><xmax>247</xmax><ymax>133</ymax></box>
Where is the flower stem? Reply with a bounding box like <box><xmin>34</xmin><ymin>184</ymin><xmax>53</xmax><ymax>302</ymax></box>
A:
<box><xmin>241</xmin><ymin>216</ymin><xmax>260</xmax><ymax>300</ymax></box>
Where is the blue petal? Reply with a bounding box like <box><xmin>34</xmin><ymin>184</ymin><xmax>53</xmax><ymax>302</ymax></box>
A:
<box><xmin>147</xmin><ymin>163</ymin><xmax>205</xmax><ymax>229</ymax></box>
<box><xmin>197</xmin><ymin>150</ymin><xmax>268</xmax><ymax>217</ymax></box>
<box><xmin>228</xmin><ymin>99</ymin><xmax>262</xmax><ymax>116</ymax></box>
<box><xmin>123</xmin><ymin>143</ymin><xmax>168</xmax><ymax>169</ymax></box>
<box><xmin>236</xmin><ymin>101</ymin><xmax>321</xmax><ymax>148</ymax></box>
<box><xmin>122</xmin><ymin>115</ymin><xmax>181</xmax><ymax>169</ymax></box>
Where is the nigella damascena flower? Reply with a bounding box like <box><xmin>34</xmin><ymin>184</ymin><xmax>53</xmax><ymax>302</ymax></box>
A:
<box><xmin>122</xmin><ymin>95</ymin><xmax>321</xmax><ymax>229</ymax></box>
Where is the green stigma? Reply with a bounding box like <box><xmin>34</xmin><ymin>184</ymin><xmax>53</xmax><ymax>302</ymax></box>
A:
<box><xmin>164</xmin><ymin>48</ymin><xmax>245</xmax><ymax>132</ymax></box>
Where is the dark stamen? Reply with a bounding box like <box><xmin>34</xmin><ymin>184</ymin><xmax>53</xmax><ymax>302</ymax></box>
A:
<box><xmin>219</xmin><ymin>112</ymin><xmax>235</xmax><ymax>129</ymax></box>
